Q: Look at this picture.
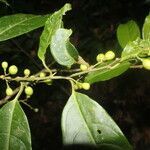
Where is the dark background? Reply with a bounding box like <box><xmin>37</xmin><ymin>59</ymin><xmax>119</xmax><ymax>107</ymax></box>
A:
<box><xmin>0</xmin><ymin>0</ymin><xmax>150</xmax><ymax>150</ymax></box>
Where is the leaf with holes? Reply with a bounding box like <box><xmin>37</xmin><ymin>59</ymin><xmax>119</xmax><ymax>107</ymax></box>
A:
<box><xmin>0</xmin><ymin>99</ymin><xmax>31</xmax><ymax>150</ymax></box>
<box><xmin>50</xmin><ymin>28</ymin><xmax>78</xmax><ymax>67</ymax></box>
<box><xmin>0</xmin><ymin>14</ymin><xmax>49</xmax><ymax>42</ymax></box>
<box><xmin>37</xmin><ymin>3</ymin><xmax>71</xmax><ymax>63</ymax></box>
<box><xmin>117</xmin><ymin>20</ymin><xmax>140</xmax><ymax>48</ymax></box>
<box><xmin>61</xmin><ymin>92</ymin><xmax>132</xmax><ymax>149</ymax></box>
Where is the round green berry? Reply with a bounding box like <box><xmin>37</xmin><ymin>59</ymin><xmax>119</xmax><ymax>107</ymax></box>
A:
<box><xmin>104</xmin><ymin>51</ymin><xmax>115</xmax><ymax>61</ymax></box>
<box><xmin>39</xmin><ymin>72</ymin><xmax>46</xmax><ymax>78</ymax></box>
<box><xmin>25</xmin><ymin>86</ymin><xmax>33</xmax><ymax>96</ymax></box>
<box><xmin>82</xmin><ymin>83</ymin><xmax>90</xmax><ymax>90</ymax></box>
<box><xmin>24</xmin><ymin>69</ymin><xmax>30</xmax><ymax>76</ymax></box>
<box><xmin>8</xmin><ymin>65</ymin><xmax>18</xmax><ymax>75</ymax></box>
<box><xmin>96</xmin><ymin>53</ymin><xmax>105</xmax><ymax>62</ymax></box>
<box><xmin>76</xmin><ymin>82</ymin><xmax>83</xmax><ymax>89</ymax></box>
<box><xmin>142</xmin><ymin>59</ymin><xmax>150</xmax><ymax>70</ymax></box>
<box><xmin>1</xmin><ymin>61</ymin><xmax>8</xmax><ymax>69</ymax></box>
<box><xmin>44</xmin><ymin>79</ymin><xmax>52</xmax><ymax>85</ymax></box>
<box><xmin>6</xmin><ymin>88</ymin><xmax>13</xmax><ymax>96</ymax></box>
<box><xmin>80</xmin><ymin>64</ymin><xmax>88</xmax><ymax>71</ymax></box>
<box><xmin>34</xmin><ymin>108</ymin><xmax>39</xmax><ymax>112</ymax></box>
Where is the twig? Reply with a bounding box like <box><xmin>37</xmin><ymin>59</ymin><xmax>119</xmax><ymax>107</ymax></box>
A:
<box><xmin>0</xmin><ymin>88</ymin><xmax>19</xmax><ymax>105</ymax></box>
<box><xmin>130</xmin><ymin>65</ymin><xmax>143</xmax><ymax>69</ymax></box>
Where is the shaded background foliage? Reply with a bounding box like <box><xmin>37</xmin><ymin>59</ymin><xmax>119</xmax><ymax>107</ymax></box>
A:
<box><xmin>0</xmin><ymin>0</ymin><xmax>150</xmax><ymax>150</ymax></box>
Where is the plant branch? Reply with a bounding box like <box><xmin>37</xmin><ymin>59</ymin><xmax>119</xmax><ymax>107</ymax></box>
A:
<box><xmin>0</xmin><ymin>88</ymin><xmax>19</xmax><ymax>105</ymax></box>
<box><xmin>13</xmin><ymin>82</ymin><xmax>24</xmax><ymax>101</ymax></box>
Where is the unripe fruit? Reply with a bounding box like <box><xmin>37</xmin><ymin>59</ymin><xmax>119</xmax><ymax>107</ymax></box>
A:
<box><xmin>76</xmin><ymin>82</ymin><xmax>83</xmax><ymax>89</ymax></box>
<box><xmin>8</xmin><ymin>65</ymin><xmax>18</xmax><ymax>75</ymax></box>
<box><xmin>25</xmin><ymin>86</ymin><xmax>33</xmax><ymax>96</ymax></box>
<box><xmin>39</xmin><ymin>72</ymin><xmax>46</xmax><ymax>78</ymax></box>
<box><xmin>82</xmin><ymin>82</ymin><xmax>90</xmax><ymax>90</ymax></box>
<box><xmin>44</xmin><ymin>79</ymin><xmax>52</xmax><ymax>85</ymax></box>
<box><xmin>24</xmin><ymin>69</ymin><xmax>30</xmax><ymax>76</ymax></box>
<box><xmin>1</xmin><ymin>61</ymin><xmax>8</xmax><ymax>69</ymax></box>
<box><xmin>80</xmin><ymin>64</ymin><xmax>88</xmax><ymax>71</ymax></box>
<box><xmin>142</xmin><ymin>59</ymin><xmax>150</xmax><ymax>70</ymax></box>
<box><xmin>104</xmin><ymin>51</ymin><xmax>115</xmax><ymax>61</ymax></box>
<box><xmin>96</xmin><ymin>53</ymin><xmax>105</xmax><ymax>62</ymax></box>
<box><xmin>6</xmin><ymin>88</ymin><xmax>13</xmax><ymax>96</ymax></box>
<box><xmin>34</xmin><ymin>108</ymin><xmax>39</xmax><ymax>112</ymax></box>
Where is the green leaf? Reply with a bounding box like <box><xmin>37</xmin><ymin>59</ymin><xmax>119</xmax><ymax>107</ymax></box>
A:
<box><xmin>117</xmin><ymin>20</ymin><xmax>140</xmax><ymax>48</ymax></box>
<box><xmin>85</xmin><ymin>62</ymin><xmax>130</xmax><ymax>84</ymax></box>
<box><xmin>62</xmin><ymin>92</ymin><xmax>132</xmax><ymax>149</ymax></box>
<box><xmin>0</xmin><ymin>14</ymin><xmax>49</xmax><ymax>42</ymax></box>
<box><xmin>121</xmin><ymin>38</ymin><xmax>150</xmax><ymax>60</ymax></box>
<box><xmin>0</xmin><ymin>99</ymin><xmax>31</xmax><ymax>150</ymax></box>
<box><xmin>121</xmin><ymin>38</ymin><xmax>143</xmax><ymax>59</ymax></box>
<box><xmin>50</xmin><ymin>28</ymin><xmax>78</xmax><ymax>67</ymax></box>
<box><xmin>142</xmin><ymin>15</ymin><xmax>150</xmax><ymax>40</ymax></box>
<box><xmin>139</xmin><ymin>39</ymin><xmax>150</xmax><ymax>56</ymax></box>
<box><xmin>66</xmin><ymin>41</ymin><xmax>79</xmax><ymax>60</ymax></box>
<box><xmin>37</xmin><ymin>3</ymin><xmax>71</xmax><ymax>63</ymax></box>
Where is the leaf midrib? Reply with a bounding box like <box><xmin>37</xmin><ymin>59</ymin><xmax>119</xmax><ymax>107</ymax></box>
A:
<box><xmin>86</xmin><ymin>62</ymin><xmax>130</xmax><ymax>83</ymax></box>
<box><xmin>38</xmin><ymin>16</ymin><xmax>62</xmax><ymax>60</ymax></box>
<box><xmin>0</xmin><ymin>15</ymin><xmax>40</xmax><ymax>36</ymax></box>
<box><xmin>72</xmin><ymin>92</ymin><xmax>96</xmax><ymax>144</ymax></box>
<box><xmin>6</xmin><ymin>99</ymin><xmax>17</xmax><ymax>150</ymax></box>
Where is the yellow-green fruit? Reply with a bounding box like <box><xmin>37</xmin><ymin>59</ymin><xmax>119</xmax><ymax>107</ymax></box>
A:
<box><xmin>8</xmin><ymin>65</ymin><xmax>18</xmax><ymax>75</ymax></box>
<box><xmin>34</xmin><ymin>108</ymin><xmax>39</xmax><ymax>112</ymax></box>
<box><xmin>104</xmin><ymin>51</ymin><xmax>115</xmax><ymax>61</ymax></box>
<box><xmin>39</xmin><ymin>72</ymin><xmax>46</xmax><ymax>78</ymax></box>
<box><xmin>1</xmin><ymin>61</ymin><xmax>8</xmax><ymax>69</ymax></box>
<box><xmin>44</xmin><ymin>79</ymin><xmax>52</xmax><ymax>85</ymax></box>
<box><xmin>6</xmin><ymin>88</ymin><xmax>13</xmax><ymax>96</ymax></box>
<box><xmin>142</xmin><ymin>59</ymin><xmax>150</xmax><ymax>70</ymax></box>
<box><xmin>24</xmin><ymin>69</ymin><xmax>30</xmax><ymax>76</ymax></box>
<box><xmin>82</xmin><ymin>83</ymin><xmax>90</xmax><ymax>90</ymax></box>
<box><xmin>25</xmin><ymin>86</ymin><xmax>33</xmax><ymax>96</ymax></box>
<box><xmin>80</xmin><ymin>64</ymin><xmax>88</xmax><ymax>71</ymax></box>
<box><xmin>76</xmin><ymin>82</ymin><xmax>83</xmax><ymax>89</ymax></box>
<box><xmin>96</xmin><ymin>53</ymin><xmax>105</xmax><ymax>62</ymax></box>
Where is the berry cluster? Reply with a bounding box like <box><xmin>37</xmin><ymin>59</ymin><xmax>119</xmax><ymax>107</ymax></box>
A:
<box><xmin>1</xmin><ymin>61</ymin><xmax>34</xmax><ymax>97</ymax></box>
<box><xmin>1</xmin><ymin>49</ymin><xmax>150</xmax><ymax>99</ymax></box>
<box><xmin>96</xmin><ymin>50</ymin><xmax>115</xmax><ymax>62</ymax></box>
<box><xmin>74</xmin><ymin>82</ymin><xmax>90</xmax><ymax>90</ymax></box>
